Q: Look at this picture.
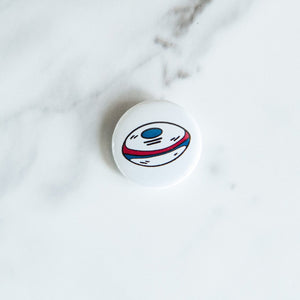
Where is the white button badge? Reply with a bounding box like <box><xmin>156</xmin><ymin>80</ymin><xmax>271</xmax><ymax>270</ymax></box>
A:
<box><xmin>112</xmin><ymin>100</ymin><xmax>202</xmax><ymax>188</ymax></box>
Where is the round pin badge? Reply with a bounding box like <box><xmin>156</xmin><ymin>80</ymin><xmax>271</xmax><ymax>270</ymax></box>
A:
<box><xmin>112</xmin><ymin>100</ymin><xmax>202</xmax><ymax>188</ymax></box>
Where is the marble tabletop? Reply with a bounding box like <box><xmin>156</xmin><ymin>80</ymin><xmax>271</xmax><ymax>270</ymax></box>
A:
<box><xmin>0</xmin><ymin>0</ymin><xmax>299</xmax><ymax>299</ymax></box>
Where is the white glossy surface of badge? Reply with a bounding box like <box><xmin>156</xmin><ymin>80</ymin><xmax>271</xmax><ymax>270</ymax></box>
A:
<box><xmin>112</xmin><ymin>100</ymin><xmax>202</xmax><ymax>188</ymax></box>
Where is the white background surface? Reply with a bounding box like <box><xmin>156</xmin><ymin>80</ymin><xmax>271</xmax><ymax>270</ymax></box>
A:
<box><xmin>0</xmin><ymin>0</ymin><xmax>299</xmax><ymax>299</ymax></box>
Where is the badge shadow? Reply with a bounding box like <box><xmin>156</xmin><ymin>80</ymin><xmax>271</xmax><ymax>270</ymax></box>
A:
<box><xmin>98</xmin><ymin>89</ymin><xmax>154</xmax><ymax>173</ymax></box>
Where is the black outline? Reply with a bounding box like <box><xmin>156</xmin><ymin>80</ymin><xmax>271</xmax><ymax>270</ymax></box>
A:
<box><xmin>122</xmin><ymin>121</ymin><xmax>191</xmax><ymax>167</ymax></box>
<box><xmin>170</xmin><ymin>136</ymin><xmax>180</xmax><ymax>142</ymax></box>
<box><xmin>145</xmin><ymin>140</ymin><xmax>162</xmax><ymax>146</ymax></box>
<box><xmin>130</xmin><ymin>135</ymin><xmax>138</xmax><ymax>139</ymax></box>
<box><xmin>143</xmin><ymin>137</ymin><xmax>162</xmax><ymax>144</ymax></box>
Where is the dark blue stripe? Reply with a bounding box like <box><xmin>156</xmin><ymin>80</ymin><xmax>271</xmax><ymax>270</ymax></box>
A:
<box><xmin>123</xmin><ymin>138</ymin><xmax>190</xmax><ymax>160</ymax></box>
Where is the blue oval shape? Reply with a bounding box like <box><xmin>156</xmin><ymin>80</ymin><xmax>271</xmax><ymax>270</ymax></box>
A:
<box><xmin>141</xmin><ymin>128</ymin><xmax>163</xmax><ymax>139</ymax></box>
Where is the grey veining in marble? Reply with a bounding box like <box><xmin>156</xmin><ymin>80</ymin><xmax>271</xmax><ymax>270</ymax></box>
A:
<box><xmin>0</xmin><ymin>0</ymin><xmax>299</xmax><ymax>299</ymax></box>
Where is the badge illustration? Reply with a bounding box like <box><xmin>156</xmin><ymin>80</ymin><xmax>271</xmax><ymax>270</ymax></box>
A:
<box><xmin>122</xmin><ymin>121</ymin><xmax>191</xmax><ymax>167</ymax></box>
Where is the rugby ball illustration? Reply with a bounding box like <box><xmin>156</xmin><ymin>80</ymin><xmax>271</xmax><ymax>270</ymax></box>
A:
<box><xmin>122</xmin><ymin>121</ymin><xmax>191</xmax><ymax>167</ymax></box>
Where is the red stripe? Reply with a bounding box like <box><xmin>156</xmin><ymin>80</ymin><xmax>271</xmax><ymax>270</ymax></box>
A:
<box><xmin>123</xmin><ymin>131</ymin><xmax>190</xmax><ymax>156</ymax></box>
